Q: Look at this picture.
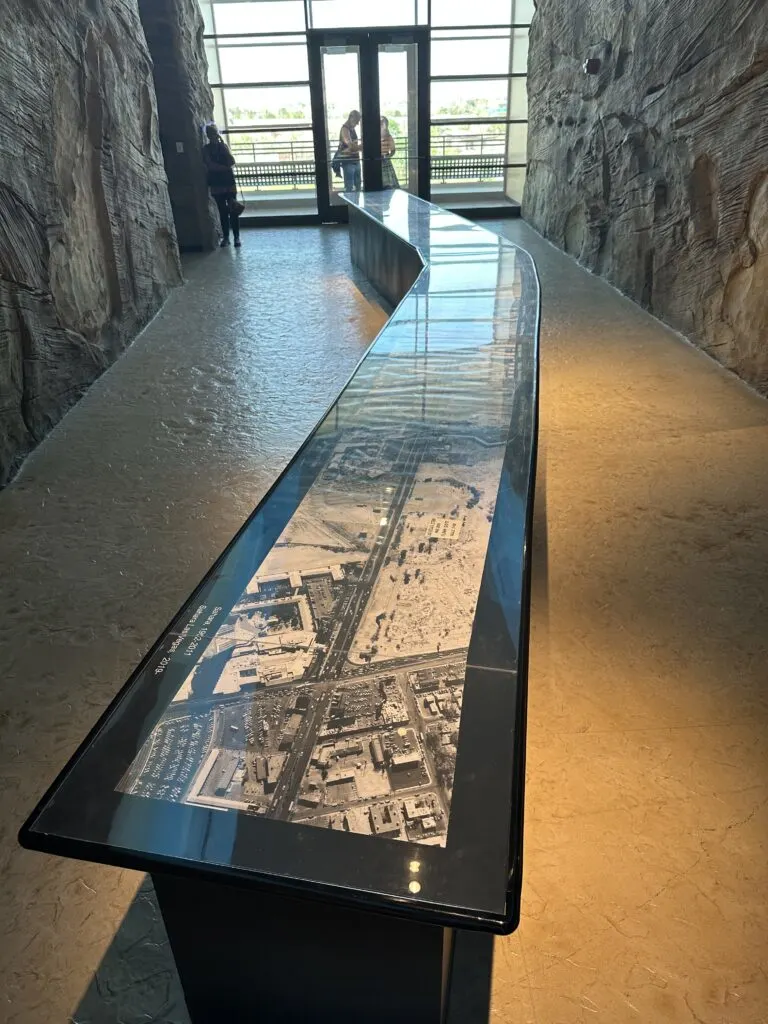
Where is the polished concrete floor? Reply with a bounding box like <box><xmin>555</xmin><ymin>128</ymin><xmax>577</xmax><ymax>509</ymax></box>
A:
<box><xmin>0</xmin><ymin>219</ymin><xmax>766</xmax><ymax>1023</ymax></box>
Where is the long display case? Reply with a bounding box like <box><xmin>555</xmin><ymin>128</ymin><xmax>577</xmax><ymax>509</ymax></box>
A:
<box><xmin>20</xmin><ymin>191</ymin><xmax>540</xmax><ymax>1023</ymax></box>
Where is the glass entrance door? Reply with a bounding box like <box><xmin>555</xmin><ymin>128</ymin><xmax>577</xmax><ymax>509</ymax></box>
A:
<box><xmin>308</xmin><ymin>28</ymin><xmax>430</xmax><ymax>222</ymax></box>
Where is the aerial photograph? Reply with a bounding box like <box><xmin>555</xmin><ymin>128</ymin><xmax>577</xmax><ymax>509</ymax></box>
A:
<box><xmin>119</xmin><ymin>419</ymin><xmax>508</xmax><ymax>846</ymax></box>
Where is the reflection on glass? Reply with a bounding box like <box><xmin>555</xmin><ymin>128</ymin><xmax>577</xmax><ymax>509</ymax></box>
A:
<box><xmin>115</xmin><ymin>199</ymin><xmax>529</xmax><ymax>851</ymax></box>
<box><xmin>378</xmin><ymin>44</ymin><xmax>419</xmax><ymax>194</ymax></box>
<box><xmin>322</xmin><ymin>47</ymin><xmax>362</xmax><ymax>202</ymax></box>
<box><xmin>22</xmin><ymin>191</ymin><xmax>539</xmax><ymax>926</ymax></box>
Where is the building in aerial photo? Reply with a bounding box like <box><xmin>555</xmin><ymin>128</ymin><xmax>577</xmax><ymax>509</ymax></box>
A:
<box><xmin>119</xmin><ymin>420</ymin><xmax>508</xmax><ymax>845</ymax></box>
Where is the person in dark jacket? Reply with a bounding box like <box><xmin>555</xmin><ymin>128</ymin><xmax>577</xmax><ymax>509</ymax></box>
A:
<box><xmin>203</xmin><ymin>124</ymin><xmax>241</xmax><ymax>248</ymax></box>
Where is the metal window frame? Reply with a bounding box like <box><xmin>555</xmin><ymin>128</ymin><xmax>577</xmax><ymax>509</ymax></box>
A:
<box><xmin>204</xmin><ymin>30</ymin><xmax>308</xmax><ymax>39</ymax></box>
<box><xmin>428</xmin><ymin>22</ymin><xmax>532</xmax><ymax>29</ymax></box>
<box><xmin>430</xmin><ymin>116</ymin><xmax>527</xmax><ymax>126</ymax></box>
<box><xmin>220</xmin><ymin>122</ymin><xmax>314</xmax><ymax>134</ymax></box>
<box><xmin>307</xmin><ymin>26</ymin><xmax>431</xmax><ymax>222</ymax></box>
<box><xmin>201</xmin><ymin>23</ymin><xmax>532</xmax><ymax>39</ymax></box>
<box><xmin>431</xmin><ymin>72</ymin><xmax>526</xmax><ymax>81</ymax></box>
<box><xmin>430</xmin><ymin>29</ymin><xmax>514</xmax><ymax>40</ymax></box>
<box><xmin>206</xmin><ymin>36</ymin><xmax>308</xmax><ymax>47</ymax></box>
<box><xmin>204</xmin><ymin>1</ymin><xmax>529</xmax><ymax>218</ymax></box>
<box><xmin>209</xmin><ymin>79</ymin><xmax>311</xmax><ymax>88</ymax></box>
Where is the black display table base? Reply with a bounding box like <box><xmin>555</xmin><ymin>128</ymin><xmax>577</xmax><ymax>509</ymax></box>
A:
<box><xmin>153</xmin><ymin>873</ymin><xmax>455</xmax><ymax>1023</ymax></box>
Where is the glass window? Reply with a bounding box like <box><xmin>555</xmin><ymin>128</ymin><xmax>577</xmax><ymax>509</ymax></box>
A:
<box><xmin>505</xmin><ymin>121</ymin><xmax>527</xmax><ymax>165</ymax></box>
<box><xmin>212</xmin><ymin>1</ymin><xmax>306</xmax><ymax>35</ymax></box>
<box><xmin>507</xmin><ymin>75</ymin><xmax>527</xmax><ymax>120</ymax></box>
<box><xmin>505</xmin><ymin>165</ymin><xmax>526</xmax><ymax>203</ymax></box>
<box><xmin>210</xmin><ymin>86</ymin><xmax>228</xmax><ymax>129</ymax></box>
<box><xmin>379</xmin><ymin>43</ymin><xmax>420</xmax><ymax>194</ymax></box>
<box><xmin>206</xmin><ymin>125</ymin><xmax>316</xmax><ymax>209</ymax></box>
<box><xmin>205</xmin><ymin>39</ymin><xmax>222</xmax><ymax>83</ymax></box>
<box><xmin>511</xmin><ymin>28</ymin><xmax>529</xmax><ymax>74</ymax></box>
<box><xmin>431</xmin><ymin>32</ymin><xmax>511</xmax><ymax>78</ymax></box>
<box><xmin>431</xmin><ymin>78</ymin><xmax>511</xmax><ymax>121</ymax></box>
<box><xmin>222</xmin><ymin>85</ymin><xmax>312</xmax><ymax>126</ymax></box>
<box><xmin>221</xmin><ymin>127</ymin><xmax>316</xmax><ymax>200</ymax></box>
<box><xmin>200</xmin><ymin>0</ymin><xmax>215</xmax><ymax>34</ymax></box>
<box><xmin>309</xmin><ymin>0</ymin><xmax>417</xmax><ymax>28</ymax></box>
<box><xmin>430</xmin><ymin>0</ymin><xmax>513</xmax><ymax>27</ymax></box>
<box><xmin>224</xmin><ymin>126</ymin><xmax>314</xmax><ymax>164</ymax></box>
<box><xmin>430</xmin><ymin>124</ymin><xmax>505</xmax><ymax>192</ymax></box>
<box><xmin>512</xmin><ymin>0</ymin><xmax>535</xmax><ymax>24</ymax></box>
<box><xmin>430</xmin><ymin>124</ymin><xmax>506</xmax><ymax>159</ymax></box>
<box><xmin>215</xmin><ymin>39</ymin><xmax>309</xmax><ymax>84</ymax></box>
<box><xmin>320</xmin><ymin>46</ymin><xmax>363</xmax><ymax>203</ymax></box>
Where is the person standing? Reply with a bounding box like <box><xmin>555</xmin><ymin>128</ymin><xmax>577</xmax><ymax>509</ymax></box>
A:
<box><xmin>380</xmin><ymin>117</ymin><xmax>400</xmax><ymax>190</ymax></box>
<box><xmin>336</xmin><ymin>110</ymin><xmax>362</xmax><ymax>192</ymax></box>
<box><xmin>202</xmin><ymin>123</ymin><xmax>241</xmax><ymax>248</ymax></box>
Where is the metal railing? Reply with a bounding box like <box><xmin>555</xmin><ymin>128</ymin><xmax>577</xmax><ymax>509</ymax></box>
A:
<box><xmin>221</xmin><ymin>133</ymin><xmax>507</xmax><ymax>191</ymax></box>
<box><xmin>228</xmin><ymin>137</ymin><xmax>314</xmax><ymax>164</ymax></box>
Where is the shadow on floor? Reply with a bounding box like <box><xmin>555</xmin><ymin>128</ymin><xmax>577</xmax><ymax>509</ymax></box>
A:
<box><xmin>72</xmin><ymin>877</ymin><xmax>495</xmax><ymax>1023</ymax></box>
<box><xmin>72</xmin><ymin>879</ymin><xmax>188</xmax><ymax>1024</ymax></box>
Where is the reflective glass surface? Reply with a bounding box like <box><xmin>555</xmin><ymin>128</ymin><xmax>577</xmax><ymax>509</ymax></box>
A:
<box><xmin>378</xmin><ymin>44</ymin><xmax>420</xmax><ymax>195</ymax></box>
<box><xmin>21</xmin><ymin>194</ymin><xmax>540</xmax><ymax>933</ymax></box>
<box><xmin>322</xmin><ymin>46</ymin><xmax>362</xmax><ymax>205</ymax></box>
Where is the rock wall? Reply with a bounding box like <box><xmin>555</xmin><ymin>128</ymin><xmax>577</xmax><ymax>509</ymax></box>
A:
<box><xmin>0</xmin><ymin>0</ymin><xmax>182</xmax><ymax>486</ymax></box>
<box><xmin>138</xmin><ymin>0</ymin><xmax>219</xmax><ymax>251</ymax></box>
<box><xmin>523</xmin><ymin>0</ymin><xmax>768</xmax><ymax>392</ymax></box>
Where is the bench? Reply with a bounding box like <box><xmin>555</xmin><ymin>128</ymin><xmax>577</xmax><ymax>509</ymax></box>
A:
<box><xmin>234</xmin><ymin>160</ymin><xmax>316</xmax><ymax>188</ymax></box>
<box><xmin>430</xmin><ymin>153</ymin><xmax>505</xmax><ymax>181</ymax></box>
<box><xmin>21</xmin><ymin>192</ymin><xmax>540</xmax><ymax>1023</ymax></box>
<box><xmin>233</xmin><ymin>154</ymin><xmax>505</xmax><ymax>190</ymax></box>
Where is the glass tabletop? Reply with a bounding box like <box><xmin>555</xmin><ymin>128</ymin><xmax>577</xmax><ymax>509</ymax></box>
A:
<box><xmin>20</xmin><ymin>193</ymin><xmax>540</xmax><ymax>934</ymax></box>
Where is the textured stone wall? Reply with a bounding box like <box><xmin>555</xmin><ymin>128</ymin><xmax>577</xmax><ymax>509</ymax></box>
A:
<box><xmin>138</xmin><ymin>0</ymin><xmax>219</xmax><ymax>251</ymax></box>
<box><xmin>0</xmin><ymin>0</ymin><xmax>182</xmax><ymax>485</ymax></box>
<box><xmin>523</xmin><ymin>0</ymin><xmax>768</xmax><ymax>392</ymax></box>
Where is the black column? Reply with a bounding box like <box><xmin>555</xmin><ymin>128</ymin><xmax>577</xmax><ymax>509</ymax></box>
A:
<box><xmin>360</xmin><ymin>34</ymin><xmax>383</xmax><ymax>193</ymax></box>
<box><xmin>137</xmin><ymin>0</ymin><xmax>218</xmax><ymax>251</ymax></box>
<box><xmin>154</xmin><ymin>873</ymin><xmax>455</xmax><ymax>1023</ymax></box>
